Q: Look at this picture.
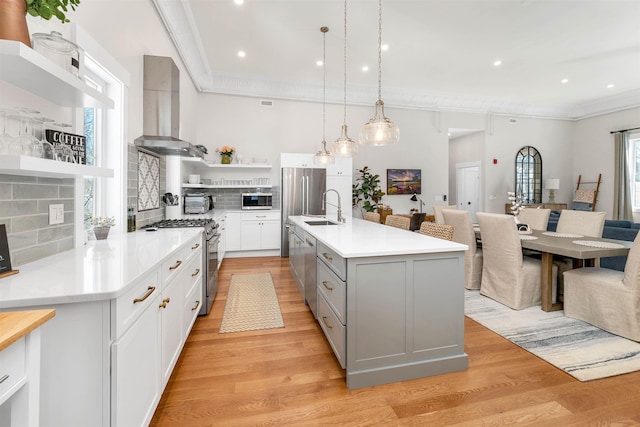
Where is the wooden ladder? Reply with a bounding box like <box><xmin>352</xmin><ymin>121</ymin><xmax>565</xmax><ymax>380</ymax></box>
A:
<box><xmin>575</xmin><ymin>173</ymin><xmax>602</xmax><ymax>211</ymax></box>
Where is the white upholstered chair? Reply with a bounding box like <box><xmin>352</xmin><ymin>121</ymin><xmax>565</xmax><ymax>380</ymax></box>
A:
<box><xmin>443</xmin><ymin>209</ymin><xmax>482</xmax><ymax>290</ymax></box>
<box><xmin>556</xmin><ymin>210</ymin><xmax>606</xmax><ymax>237</ymax></box>
<box><xmin>476</xmin><ymin>212</ymin><xmax>557</xmax><ymax>310</ymax></box>
<box><xmin>517</xmin><ymin>208</ymin><xmax>551</xmax><ymax>231</ymax></box>
<box><xmin>384</xmin><ymin>215</ymin><xmax>411</xmax><ymax>230</ymax></box>
<box><xmin>433</xmin><ymin>205</ymin><xmax>457</xmax><ymax>224</ymax></box>
<box><xmin>564</xmin><ymin>232</ymin><xmax>640</xmax><ymax>342</ymax></box>
<box><xmin>418</xmin><ymin>222</ymin><xmax>454</xmax><ymax>241</ymax></box>
<box><xmin>364</xmin><ymin>211</ymin><xmax>381</xmax><ymax>223</ymax></box>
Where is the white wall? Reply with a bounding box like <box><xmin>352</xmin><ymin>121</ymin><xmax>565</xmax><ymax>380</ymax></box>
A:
<box><xmin>573</xmin><ymin>107</ymin><xmax>640</xmax><ymax>219</ymax></box>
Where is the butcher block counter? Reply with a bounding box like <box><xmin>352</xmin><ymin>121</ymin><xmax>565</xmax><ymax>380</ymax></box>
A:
<box><xmin>288</xmin><ymin>216</ymin><xmax>469</xmax><ymax>389</ymax></box>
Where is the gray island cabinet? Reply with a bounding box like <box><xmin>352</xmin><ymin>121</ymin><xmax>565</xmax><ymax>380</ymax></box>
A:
<box><xmin>289</xmin><ymin>216</ymin><xmax>469</xmax><ymax>389</ymax></box>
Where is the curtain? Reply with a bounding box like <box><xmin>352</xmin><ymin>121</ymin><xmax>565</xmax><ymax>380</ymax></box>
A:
<box><xmin>613</xmin><ymin>131</ymin><xmax>632</xmax><ymax>220</ymax></box>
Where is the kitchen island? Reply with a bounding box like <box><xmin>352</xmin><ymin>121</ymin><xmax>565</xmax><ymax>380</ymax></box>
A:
<box><xmin>288</xmin><ymin>216</ymin><xmax>469</xmax><ymax>389</ymax></box>
<box><xmin>0</xmin><ymin>228</ymin><xmax>203</xmax><ymax>427</ymax></box>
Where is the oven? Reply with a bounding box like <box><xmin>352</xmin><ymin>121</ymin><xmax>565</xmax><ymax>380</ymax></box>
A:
<box><xmin>144</xmin><ymin>218</ymin><xmax>219</xmax><ymax>315</ymax></box>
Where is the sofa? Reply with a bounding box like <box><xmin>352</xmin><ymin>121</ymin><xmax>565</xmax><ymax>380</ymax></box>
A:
<box><xmin>546</xmin><ymin>213</ymin><xmax>638</xmax><ymax>271</ymax></box>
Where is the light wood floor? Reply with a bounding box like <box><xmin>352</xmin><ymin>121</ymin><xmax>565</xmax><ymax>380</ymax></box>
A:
<box><xmin>150</xmin><ymin>256</ymin><xmax>640</xmax><ymax>426</ymax></box>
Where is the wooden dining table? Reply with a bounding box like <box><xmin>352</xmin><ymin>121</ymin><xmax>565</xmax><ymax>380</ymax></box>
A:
<box><xmin>519</xmin><ymin>230</ymin><xmax>633</xmax><ymax>311</ymax></box>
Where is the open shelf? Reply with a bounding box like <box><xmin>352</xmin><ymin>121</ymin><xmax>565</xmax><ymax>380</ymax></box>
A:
<box><xmin>0</xmin><ymin>155</ymin><xmax>114</xmax><ymax>178</ymax></box>
<box><xmin>0</xmin><ymin>40</ymin><xmax>114</xmax><ymax>109</ymax></box>
<box><xmin>182</xmin><ymin>184</ymin><xmax>272</xmax><ymax>189</ymax></box>
<box><xmin>182</xmin><ymin>158</ymin><xmax>271</xmax><ymax>169</ymax></box>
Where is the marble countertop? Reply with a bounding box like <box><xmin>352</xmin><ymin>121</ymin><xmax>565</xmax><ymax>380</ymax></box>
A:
<box><xmin>0</xmin><ymin>228</ymin><xmax>202</xmax><ymax>309</ymax></box>
<box><xmin>288</xmin><ymin>216</ymin><xmax>467</xmax><ymax>258</ymax></box>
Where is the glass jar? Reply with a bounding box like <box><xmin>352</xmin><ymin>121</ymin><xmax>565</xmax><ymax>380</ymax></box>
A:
<box><xmin>31</xmin><ymin>31</ymin><xmax>82</xmax><ymax>78</ymax></box>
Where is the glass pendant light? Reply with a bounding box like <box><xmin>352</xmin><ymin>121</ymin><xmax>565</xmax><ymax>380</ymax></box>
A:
<box><xmin>331</xmin><ymin>0</ymin><xmax>357</xmax><ymax>157</ymax></box>
<box><xmin>314</xmin><ymin>26</ymin><xmax>335</xmax><ymax>166</ymax></box>
<box><xmin>359</xmin><ymin>0</ymin><xmax>400</xmax><ymax>146</ymax></box>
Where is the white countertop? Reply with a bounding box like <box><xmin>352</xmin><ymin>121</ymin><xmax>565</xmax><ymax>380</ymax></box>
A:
<box><xmin>289</xmin><ymin>216</ymin><xmax>467</xmax><ymax>258</ymax></box>
<box><xmin>0</xmin><ymin>228</ymin><xmax>202</xmax><ymax>309</ymax></box>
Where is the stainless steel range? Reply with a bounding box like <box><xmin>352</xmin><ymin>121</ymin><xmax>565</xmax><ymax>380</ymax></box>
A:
<box><xmin>144</xmin><ymin>218</ymin><xmax>219</xmax><ymax>315</ymax></box>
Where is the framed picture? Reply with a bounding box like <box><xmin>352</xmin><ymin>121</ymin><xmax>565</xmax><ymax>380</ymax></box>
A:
<box><xmin>138</xmin><ymin>151</ymin><xmax>160</xmax><ymax>211</ymax></box>
<box><xmin>387</xmin><ymin>169</ymin><xmax>422</xmax><ymax>195</ymax></box>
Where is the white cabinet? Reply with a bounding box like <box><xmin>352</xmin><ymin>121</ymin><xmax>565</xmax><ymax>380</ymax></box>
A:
<box><xmin>225</xmin><ymin>212</ymin><xmax>242</xmax><ymax>251</ymax></box>
<box><xmin>217</xmin><ymin>215</ymin><xmax>227</xmax><ymax>265</ymax></box>
<box><xmin>280</xmin><ymin>153</ymin><xmax>324</xmax><ymax>168</ymax></box>
<box><xmin>159</xmin><ymin>274</ymin><xmax>184</xmax><ymax>387</ymax></box>
<box><xmin>240</xmin><ymin>211</ymin><xmax>280</xmax><ymax>250</ymax></box>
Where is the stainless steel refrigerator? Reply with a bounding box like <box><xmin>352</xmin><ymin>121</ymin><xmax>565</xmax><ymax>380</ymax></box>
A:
<box><xmin>280</xmin><ymin>167</ymin><xmax>326</xmax><ymax>257</ymax></box>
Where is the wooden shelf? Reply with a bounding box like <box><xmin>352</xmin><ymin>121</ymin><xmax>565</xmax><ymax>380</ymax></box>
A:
<box><xmin>0</xmin><ymin>155</ymin><xmax>114</xmax><ymax>178</ymax></box>
<box><xmin>0</xmin><ymin>40</ymin><xmax>114</xmax><ymax>109</ymax></box>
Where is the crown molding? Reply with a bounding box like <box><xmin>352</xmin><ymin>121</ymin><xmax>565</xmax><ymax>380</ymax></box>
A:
<box><xmin>153</xmin><ymin>0</ymin><xmax>640</xmax><ymax>121</ymax></box>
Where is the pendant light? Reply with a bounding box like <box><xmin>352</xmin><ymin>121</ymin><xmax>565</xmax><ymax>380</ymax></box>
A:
<box><xmin>331</xmin><ymin>0</ymin><xmax>357</xmax><ymax>157</ymax></box>
<box><xmin>313</xmin><ymin>26</ymin><xmax>335</xmax><ymax>165</ymax></box>
<box><xmin>359</xmin><ymin>0</ymin><xmax>400</xmax><ymax>146</ymax></box>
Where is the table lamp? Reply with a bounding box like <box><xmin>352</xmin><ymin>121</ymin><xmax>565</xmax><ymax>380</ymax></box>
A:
<box><xmin>410</xmin><ymin>193</ymin><xmax>425</xmax><ymax>213</ymax></box>
<box><xmin>545</xmin><ymin>178</ymin><xmax>560</xmax><ymax>203</ymax></box>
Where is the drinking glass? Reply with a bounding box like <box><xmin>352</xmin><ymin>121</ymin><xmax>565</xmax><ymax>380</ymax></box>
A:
<box><xmin>15</xmin><ymin>108</ymin><xmax>40</xmax><ymax>157</ymax></box>
<box><xmin>35</xmin><ymin>117</ymin><xmax>55</xmax><ymax>160</ymax></box>
<box><xmin>6</xmin><ymin>113</ymin><xmax>23</xmax><ymax>156</ymax></box>
<box><xmin>0</xmin><ymin>109</ymin><xmax>13</xmax><ymax>155</ymax></box>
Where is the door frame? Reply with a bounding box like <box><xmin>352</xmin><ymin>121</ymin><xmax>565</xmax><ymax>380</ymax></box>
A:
<box><xmin>455</xmin><ymin>161</ymin><xmax>482</xmax><ymax>221</ymax></box>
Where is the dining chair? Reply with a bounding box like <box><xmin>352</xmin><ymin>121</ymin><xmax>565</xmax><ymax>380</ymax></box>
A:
<box><xmin>418</xmin><ymin>222</ymin><xmax>454</xmax><ymax>241</ymax></box>
<box><xmin>364</xmin><ymin>211</ymin><xmax>381</xmax><ymax>223</ymax></box>
<box><xmin>384</xmin><ymin>215</ymin><xmax>411</xmax><ymax>230</ymax></box>
<box><xmin>476</xmin><ymin>212</ymin><xmax>557</xmax><ymax>310</ymax></box>
<box><xmin>564</xmin><ymin>231</ymin><xmax>640</xmax><ymax>342</ymax></box>
<box><xmin>433</xmin><ymin>205</ymin><xmax>457</xmax><ymax>224</ymax></box>
<box><xmin>443</xmin><ymin>209</ymin><xmax>482</xmax><ymax>290</ymax></box>
<box><xmin>555</xmin><ymin>209</ymin><xmax>607</xmax><ymax>295</ymax></box>
<box><xmin>517</xmin><ymin>207</ymin><xmax>551</xmax><ymax>231</ymax></box>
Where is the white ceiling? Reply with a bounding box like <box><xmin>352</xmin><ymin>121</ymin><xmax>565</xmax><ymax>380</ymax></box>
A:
<box><xmin>152</xmin><ymin>0</ymin><xmax>640</xmax><ymax>119</ymax></box>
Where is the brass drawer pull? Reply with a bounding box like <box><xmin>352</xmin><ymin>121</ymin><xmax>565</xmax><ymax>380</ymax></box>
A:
<box><xmin>191</xmin><ymin>243</ymin><xmax>200</xmax><ymax>250</ymax></box>
<box><xmin>169</xmin><ymin>260</ymin><xmax>182</xmax><ymax>270</ymax></box>
<box><xmin>192</xmin><ymin>268</ymin><xmax>200</xmax><ymax>277</ymax></box>
<box><xmin>191</xmin><ymin>300</ymin><xmax>200</xmax><ymax>311</ymax></box>
<box><xmin>133</xmin><ymin>286</ymin><xmax>156</xmax><ymax>304</ymax></box>
<box><xmin>322</xmin><ymin>253</ymin><xmax>333</xmax><ymax>261</ymax></box>
<box><xmin>321</xmin><ymin>316</ymin><xmax>333</xmax><ymax>330</ymax></box>
<box><xmin>322</xmin><ymin>281</ymin><xmax>333</xmax><ymax>291</ymax></box>
<box><xmin>0</xmin><ymin>374</ymin><xmax>9</xmax><ymax>385</ymax></box>
<box><xmin>159</xmin><ymin>297</ymin><xmax>170</xmax><ymax>308</ymax></box>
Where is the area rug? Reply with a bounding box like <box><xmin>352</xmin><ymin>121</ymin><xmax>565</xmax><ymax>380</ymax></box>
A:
<box><xmin>219</xmin><ymin>273</ymin><xmax>284</xmax><ymax>333</ymax></box>
<box><xmin>465</xmin><ymin>290</ymin><xmax>640</xmax><ymax>381</ymax></box>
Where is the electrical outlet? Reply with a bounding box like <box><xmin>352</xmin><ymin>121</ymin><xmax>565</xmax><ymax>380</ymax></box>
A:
<box><xmin>212</xmin><ymin>196</ymin><xmax>217</xmax><ymax>202</ymax></box>
<box><xmin>49</xmin><ymin>204</ymin><xmax>64</xmax><ymax>225</ymax></box>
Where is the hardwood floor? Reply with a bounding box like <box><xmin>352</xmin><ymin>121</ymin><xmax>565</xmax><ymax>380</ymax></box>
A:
<box><xmin>150</xmin><ymin>256</ymin><xmax>640</xmax><ymax>426</ymax></box>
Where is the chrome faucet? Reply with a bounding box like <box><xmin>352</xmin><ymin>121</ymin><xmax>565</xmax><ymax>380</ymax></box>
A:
<box><xmin>322</xmin><ymin>189</ymin><xmax>345</xmax><ymax>223</ymax></box>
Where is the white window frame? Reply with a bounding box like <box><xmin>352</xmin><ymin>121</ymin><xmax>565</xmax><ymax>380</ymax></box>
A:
<box><xmin>630</xmin><ymin>132</ymin><xmax>640</xmax><ymax>212</ymax></box>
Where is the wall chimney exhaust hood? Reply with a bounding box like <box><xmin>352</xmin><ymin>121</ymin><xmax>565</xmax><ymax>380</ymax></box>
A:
<box><xmin>134</xmin><ymin>55</ymin><xmax>204</xmax><ymax>158</ymax></box>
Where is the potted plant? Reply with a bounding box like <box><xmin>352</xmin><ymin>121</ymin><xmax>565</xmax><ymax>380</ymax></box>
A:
<box><xmin>352</xmin><ymin>166</ymin><xmax>385</xmax><ymax>216</ymax></box>
<box><xmin>0</xmin><ymin>0</ymin><xmax>80</xmax><ymax>47</ymax></box>
<box><xmin>87</xmin><ymin>215</ymin><xmax>115</xmax><ymax>240</ymax></box>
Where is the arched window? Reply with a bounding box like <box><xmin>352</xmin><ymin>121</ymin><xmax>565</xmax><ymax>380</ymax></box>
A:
<box><xmin>515</xmin><ymin>146</ymin><xmax>542</xmax><ymax>204</ymax></box>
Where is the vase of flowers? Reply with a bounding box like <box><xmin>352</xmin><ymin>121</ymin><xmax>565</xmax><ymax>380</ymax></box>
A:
<box><xmin>87</xmin><ymin>215</ymin><xmax>115</xmax><ymax>240</ymax></box>
<box><xmin>215</xmin><ymin>145</ymin><xmax>235</xmax><ymax>164</ymax></box>
<box><xmin>507</xmin><ymin>191</ymin><xmax>524</xmax><ymax>223</ymax></box>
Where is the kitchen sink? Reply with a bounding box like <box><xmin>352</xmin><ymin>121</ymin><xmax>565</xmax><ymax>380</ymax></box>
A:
<box><xmin>304</xmin><ymin>220</ymin><xmax>340</xmax><ymax>226</ymax></box>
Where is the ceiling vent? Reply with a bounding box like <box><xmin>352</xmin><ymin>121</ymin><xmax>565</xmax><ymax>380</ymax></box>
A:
<box><xmin>509</xmin><ymin>118</ymin><xmax>518</xmax><ymax>124</ymax></box>
<box><xmin>260</xmin><ymin>100</ymin><xmax>274</xmax><ymax>107</ymax></box>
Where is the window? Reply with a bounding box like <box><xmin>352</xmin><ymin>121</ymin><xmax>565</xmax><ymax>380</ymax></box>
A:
<box><xmin>515</xmin><ymin>146</ymin><xmax>542</xmax><ymax>204</ymax></box>
<box><xmin>83</xmin><ymin>71</ymin><xmax>106</xmax><ymax>228</ymax></box>
<box><xmin>630</xmin><ymin>134</ymin><xmax>640</xmax><ymax>209</ymax></box>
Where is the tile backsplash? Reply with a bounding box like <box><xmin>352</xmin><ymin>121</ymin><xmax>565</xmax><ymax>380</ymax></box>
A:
<box><xmin>0</xmin><ymin>174</ymin><xmax>74</xmax><ymax>267</ymax></box>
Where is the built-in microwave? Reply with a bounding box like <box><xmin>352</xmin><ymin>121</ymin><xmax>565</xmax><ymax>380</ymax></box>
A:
<box><xmin>242</xmin><ymin>193</ymin><xmax>273</xmax><ymax>210</ymax></box>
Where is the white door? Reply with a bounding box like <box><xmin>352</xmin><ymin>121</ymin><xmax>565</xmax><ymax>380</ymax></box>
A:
<box><xmin>456</xmin><ymin>164</ymin><xmax>480</xmax><ymax>222</ymax></box>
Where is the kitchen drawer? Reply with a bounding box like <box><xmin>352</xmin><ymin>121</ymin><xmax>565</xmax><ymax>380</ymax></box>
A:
<box><xmin>317</xmin><ymin>241</ymin><xmax>346</xmax><ymax>281</ymax></box>
<box><xmin>182</xmin><ymin>252</ymin><xmax>202</xmax><ymax>299</ymax></box>
<box><xmin>0</xmin><ymin>336</ymin><xmax>27</xmax><ymax>405</ymax></box>
<box><xmin>113</xmin><ymin>269</ymin><xmax>161</xmax><ymax>338</ymax></box>
<box><xmin>161</xmin><ymin>238</ymin><xmax>196</xmax><ymax>284</ymax></box>
<box><xmin>241</xmin><ymin>211</ymin><xmax>280</xmax><ymax>221</ymax></box>
<box><xmin>317</xmin><ymin>292</ymin><xmax>346</xmax><ymax>369</ymax></box>
<box><xmin>183</xmin><ymin>272</ymin><xmax>202</xmax><ymax>334</ymax></box>
<box><xmin>317</xmin><ymin>258</ymin><xmax>346</xmax><ymax>324</ymax></box>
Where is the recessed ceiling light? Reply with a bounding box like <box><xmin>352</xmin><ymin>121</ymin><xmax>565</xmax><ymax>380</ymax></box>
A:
<box><xmin>316</xmin><ymin>60</ymin><xmax>324</xmax><ymax>67</ymax></box>
<box><xmin>381</xmin><ymin>44</ymin><xmax>389</xmax><ymax>51</ymax></box>
<box><xmin>233</xmin><ymin>0</ymin><xmax>244</xmax><ymax>5</ymax></box>
<box><xmin>237</xmin><ymin>50</ymin><xmax>246</xmax><ymax>58</ymax></box>
<box><xmin>561</xmin><ymin>78</ymin><xmax>569</xmax><ymax>84</ymax></box>
<box><xmin>493</xmin><ymin>60</ymin><xmax>502</xmax><ymax>67</ymax></box>
<box><xmin>607</xmin><ymin>84</ymin><xmax>615</xmax><ymax>89</ymax></box>
<box><xmin>362</xmin><ymin>65</ymin><xmax>369</xmax><ymax>72</ymax></box>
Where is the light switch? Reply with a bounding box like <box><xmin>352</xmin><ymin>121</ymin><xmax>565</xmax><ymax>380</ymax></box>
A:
<box><xmin>49</xmin><ymin>204</ymin><xmax>64</xmax><ymax>225</ymax></box>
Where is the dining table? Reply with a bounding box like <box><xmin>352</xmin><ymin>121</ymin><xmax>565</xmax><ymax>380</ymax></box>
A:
<box><xmin>518</xmin><ymin>229</ymin><xmax>633</xmax><ymax>311</ymax></box>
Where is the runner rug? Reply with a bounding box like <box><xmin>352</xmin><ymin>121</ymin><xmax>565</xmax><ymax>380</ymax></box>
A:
<box><xmin>465</xmin><ymin>289</ymin><xmax>640</xmax><ymax>381</ymax></box>
<box><xmin>219</xmin><ymin>272</ymin><xmax>284</xmax><ymax>333</ymax></box>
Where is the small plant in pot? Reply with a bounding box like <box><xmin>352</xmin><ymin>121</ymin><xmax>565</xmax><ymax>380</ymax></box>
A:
<box><xmin>87</xmin><ymin>215</ymin><xmax>115</xmax><ymax>240</ymax></box>
<box><xmin>0</xmin><ymin>0</ymin><xmax>80</xmax><ymax>47</ymax></box>
<box><xmin>352</xmin><ymin>166</ymin><xmax>385</xmax><ymax>217</ymax></box>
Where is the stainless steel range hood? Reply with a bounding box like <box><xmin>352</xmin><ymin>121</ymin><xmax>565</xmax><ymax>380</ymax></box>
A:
<box><xmin>134</xmin><ymin>55</ymin><xmax>204</xmax><ymax>158</ymax></box>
